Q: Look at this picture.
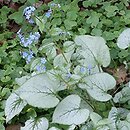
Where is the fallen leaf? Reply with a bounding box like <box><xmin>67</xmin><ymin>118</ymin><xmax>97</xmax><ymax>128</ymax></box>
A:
<box><xmin>33</xmin><ymin>1</ymin><xmax>43</xmax><ymax>8</ymax></box>
<box><xmin>114</xmin><ymin>65</ymin><xmax>127</xmax><ymax>84</ymax></box>
<box><xmin>9</xmin><ymin>2</ymin><xmax>20</xmax><ymax>11</ymax></box>
<box><xmin>0</xmin><ymin>41</ymin><xmax>4</xmax><ymax>46</ymax></box>
<box><xmin>6</xmin><ymin>124</ymin><xmax>21</xmax><ymax>130</ymax></box>
<box><xmin>105</xmin><ymin>65</ymin><xmax>127</xmax><ymax>85</ymax></box>
<box><xmin>44</xmin><ymin>0</ymin><xmax>52</xmax><ymax>4</ymax></box>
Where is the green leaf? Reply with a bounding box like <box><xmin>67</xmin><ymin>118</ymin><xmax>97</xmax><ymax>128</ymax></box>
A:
<box><xmin>63</xmin><ymin>41</ymin><xmax>75</xmax><ymax>53</ymax></box>
<box><xmin>5</xmin><ymin>93</ymin><xmax>27</xmax><ymax>122</ymax></box>
<box><xmin>113</xmin><ymin>86</ymin><xmax>130</xmax><ymax>103</ymax></box>
<box><xmin>64</xmin><ymin>20</ymin><xmax>77</xmax><ymax>30</ymax></box>
<box><xmin>118</xmin><ymin>122</ymin><xmax>130</xmax><ymax>130</ymax></box>
<box><xmin>51</xmin><ymin>18</ymin><xmax>62</xmax><ymax>26</ymax></box>
<box><xmin>78</xmin><ymin>28</ymin><xmax>86</xmax><ymax>35</ymax></box>
<box><xmin>30</xmin><ymin>58</ymin><xmax>41</xmax><ymax>72</ymax></box>
<box><xmin>108</xmin><ymin>107</ymin><xmax>118</xmax><ymax>129</ymax></box>
<box><xmin>17</xmin><ymin>74</ymin><xmax>64</xmax><ymax>108</ymax></box>
<box><xmin>9</xmin><ymin>10</ymin><xmax>23</xmax><ymax>24</ymax></box>
<box><xmin>117</xmin><ymin>28</ymin><xmax>130</xmax><ymax>49</ymax></box>
<box><xmin>67</xmin><ymin>11</ymin><xmax>77</xmax><ymax>20</ymax></box>
<box><xmin>1</xmin><ymin>88</ymin><xmax>10</xmax><ymax>97</ymax></box>
<box><xmin>75</xmin><ymin>35</ymin><xmax>111</xmax><ymax>67</ymax></box>
<box><xmin>50</xmin><ymin>28</ymin><xmax>63</xmax><ymax>36</ymax></box>
<box><xmin>52</xmin><ymin>95</ymin><xmax>89</xmax><ymax>125</ymax></box>
<box><xmin>49</xmin><ymin>127</ymin><xmax>60</xmax><ymax>130</ymax></box>
<box><xmin>86</xmin><ymin>12</ymin><xmax>101</xmax><ymax>27</ymax></box>
<box><xmin>78</xmin><ymin>73</ymin><xmax>116</xmax><ymax>101</ymax></box>
<box><xmin>53</xmin><ymin>52</ymin><xmax>73</xmax><ymax>68</ymax></box>
<box><xmin>0</xmin><ymin>124</ymin><xmax>5</xmax><ymax>130</ymax></box>
<box><xmin>39</xmin><ymin>43</ymin><xmax>56</xmax><ymax>60</ymax></box>
<box><xmin>96</xmin><ymin>125</ymin><xmax>110</xmax><ymax>130</ymax></box>
<box><xmin>81</xmin><ymin>123</ymin><xmax>93</xmax><ymax>130</ymax></box>
<box><xmin>12</xmin><ymin>0</ymin><xmax>19</xmax><ymax>2</ymax></box>
<box><xmin>1</xmin><ymin>76</ymin><xmax>11</xmax><ymax>82</ymax></box>
<box><xmin>83</xmin><ymin>0</ymin><xmax>94</xmax><ymax>7</ymax></box>
<box><xmin>21</xmin><ymin>117</ymin><xmax>49</xmax><ymax>130</ymax></box>
<box><xmin>15</xmin><ymin>76</ymin><xmax>31</xmax><ymax>86</ymax></box>
<box><xmin>90</xmin><ymin>112</ymin><xmax>102</xmax><ymax>126</ymax></box>
<box><xmin>105</xmin><ymin>5</ymin><xmax>118</xmax><ymax>17</ymax></box>
<box><xmin>68</xmin><ymin>125</ymin><xmax>76</xmax><ymax>130</ymax></box>
<box><xmin>103</xmin><ymin>31</ymin><xmax>116</xmax><ymax>41</ymax></box>
<box><xmin>36</xmin><ymin>16</ymin><xmax>45</xmax><ymax>33</ymax></box>
<box><xmin>91</xmin><ymin>28</ymin><xmax>102</xmax><ymax>36</ymax></box>
<box><xmin>0</xmin><ymin>70</ymin><xmax>5</xmax><ymax>79</ymax></box>
<box><xmin>118</xmin><ymin>50</ymin><xmax>129</xmax><ymax>58</ymax></box>
<box><xmin>108</xmin><ymin>107</ymin><xmax>130</xmax><ymax>129</ymax></box>
<box><xmin>0</xmin><ymin>6</ymin><xmax>10</xmax><ymax>23</ymax></box>
<box><xmin>28</xmin><ymin>0</ymin><xmax>38</xmax><ymax>4</ymax></box>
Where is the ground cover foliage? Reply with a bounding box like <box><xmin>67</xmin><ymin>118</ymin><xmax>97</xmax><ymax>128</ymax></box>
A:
<box><xmin>0</xmin><ymin>0</ymin><xmax>130</xmax><ymax>130</ymax></box>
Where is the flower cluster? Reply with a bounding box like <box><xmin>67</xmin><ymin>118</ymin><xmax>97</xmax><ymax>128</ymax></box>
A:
<box><xmin>50</xmin><ymin>3</ymin><xmax>61</xmax><ymax>8</ymax></box>
<box><xmin>17</xmin><ymin>29</ymin><xmax>40</xmax><ymax>47</ymax></box>
<box><xmin>18</xmin><ymin>6</ymin><xmax>42</xmax><ymax>64</ymax></box>
<box><xmin>80</xmin><ymin>65</ymin><xmax>92</xmax><ymax>74</ymax></box>
<box><xmin>87</xmin><ymin>64</ymin><xmax>92</xmax><ymax>74</ymax></box>
<box><xmin>45</xmin><ymin>9</ymin><xmax>52</xmax><ymax>18</ymax></box>
<box><xmin>59</xmin><ymin>31</ymin><xmax>71</xmax><ymax>36</ymax></box>
<box><xmin>23</xmin><ymin>6</ymin><xmax>35</xmax><ymax>23</ymax></box>
<box><xmin>45</xmin><ymin>3</ymin><xmax>61</xmax><ymax>18</ymax></box>
<box><xmin>21</xmin><ymin>51</ymin><xmax>34</xmax><ymax>64</ymax></box>
<box><xmin>36</xmin><ymin>58</ymin><xmax>47</xmax><ymax>72</ymax></box>
<box><xmin>80</xmin><ymin>67</ymin><xmax>86</xmax><ymax>73</ymax></box>
<box><xmin>66</xmin><ymin>72</ymin><xmax>72</xmax><ymax>78</ymax></box>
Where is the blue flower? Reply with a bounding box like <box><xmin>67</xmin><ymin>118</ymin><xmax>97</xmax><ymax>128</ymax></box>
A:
<box><xmin>28</xmin><ymin>18</ymin><xmax>35</xmax><ymax>24</ymax></box>
<box><xmin>17</xmin><ymin>29</ymin><xmax>40</xmax><ymax>47</ymax></box>
<box><xmin>59</xmin><ymin>31</ymin><xmax>71</xmax><ymax>36</ymax></box>
<box><xmin>23</xmin><ymin>6</ymin><xmax>35</xmax><ymax>20</ymax></box>
<box><xmin>87</xmin><ymin>64</ymin><xmax>92</xmax><ymax>74</ymax></box>
<box><xmin>66</xmin><ymin>72</ymin><xmax>72</xmax><ymax>78</ymax></box>
<box><xmin>29</xmin><ymin>34</ymin><xmax>36</xmax><ymax>41</ymax></box>
<box><xmin>41</xmin><ymin>66</ymin><xmax>46</xmax><ymax>71</ymax></box>
<box><xmin>50</xmin><ymin>3</ymin><xmax>61</xmax><ymax>8</ymax></box>
<box><xmin>88</xmin><ymin>64</ymin><xmax>92</xmax><ymax>71</ymax></box>
<box><xmin>21</xmin><ymin>51</ymin><xmax>34</xmax><ymax>63</ymax></box>
<box><xmin>26</xmin><ymin>38</ymin><xmax>33</xmax><ymax>46</ymax></box>
<box><xmin>23</xmin><ymin>6</ymin><xmax>35</xmax><ymax>23</ymax></box>
<box><xmin>35</xmin><ymin>57</ymin><xmax>47</xmax><ymax>72</ymax></box>
<box><xmin>22</xmin><ymin>52</ymin><xmax>28</xmax><ymax>58</ymax></box>
<box><xmin>80</xmin><ymin>67</ymin><xmax>86</xmax><ymax>73</ymax></box>
<box><xmin>36</xmin><ymin>65</ymin><xmax>46</xmax><ymax>72</ymax></box>
<box><xmin>41</xmin><ymin>58</ymin><xmax>46</xmax><ymax>64</ymax></box>
<box><xmin>50</xmin><ymin>3</ymin><xmax>57</xmax><ymax>6</ymax></box>
<box><xmin>45</xmin><ymin>9</ymin><xmax>52</xmax><ymax>18</ymax></box>
<box><xmin>36</xmin><ymin>65</ymin><xmax>41</xmax><ymax>72</ymax></box>
<box><xmin>33</xmin><ymin>32</ymin><xmax>40</xmax><ymax>41</ymax></box>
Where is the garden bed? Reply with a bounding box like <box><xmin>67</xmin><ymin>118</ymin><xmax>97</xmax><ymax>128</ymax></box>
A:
<box><xmin>0</xmin><ymin>0</ymin><xmax>130</xmax><ymax>130</ymax></box>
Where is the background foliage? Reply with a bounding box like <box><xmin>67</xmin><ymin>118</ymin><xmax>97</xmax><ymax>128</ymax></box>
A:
<box><xmin>0</xmin><ymin>0</ymin><xmax>130</xmax><ymax>130</ymax></box>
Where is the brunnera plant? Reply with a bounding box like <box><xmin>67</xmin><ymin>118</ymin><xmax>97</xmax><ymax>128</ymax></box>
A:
<box><xmin>5</xmin><ymin>4</ymin><xmax>130</xmax><ymax>130</ymax></box>
<box><xmin>5</xmin><ymin>35</ymin><xmax>116</xmax><ymax>130</ymax></box>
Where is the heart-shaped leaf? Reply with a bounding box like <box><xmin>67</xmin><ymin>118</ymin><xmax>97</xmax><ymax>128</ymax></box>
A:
<box><xmin>52</xmin><ymin>95</ymin><xmax>89</xmax><ymax>125</ymax></box>
<box><xmin>75</xmin><ymin>35</ymin><xmax>110</xmax><ymax>67</ymax></box>
<box><xmin>78</xmin><ymin>73</ymin><xmax>116</xmax><ymax>101</ymax></box>
<box><xmin>17</xmin><ymin>74</ymin><xmax>64</xmax><ymax>108</ymax></box>
<box><xmin>5</xmin><ymin>93</ymin><xmax>27</xmax><ymax>122</ymax></box>
<box><xmin>36</xmin><ymin>16</ymin><xmax>45</xmax><ymax>33</ymax></box>
<box><xmin>21</xmin><ymin>117</ymin><xmax>48</xmax><ymax>130</ymax></box>
<box><xmin>117</xmin><ymin>28</ymin><xmax>130</xmax><ymax>49</ymax></box>
<box><xmin>113</xmin><ymin>86</ymin><xmax>130</xmax><ymax>103</ymax></box>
